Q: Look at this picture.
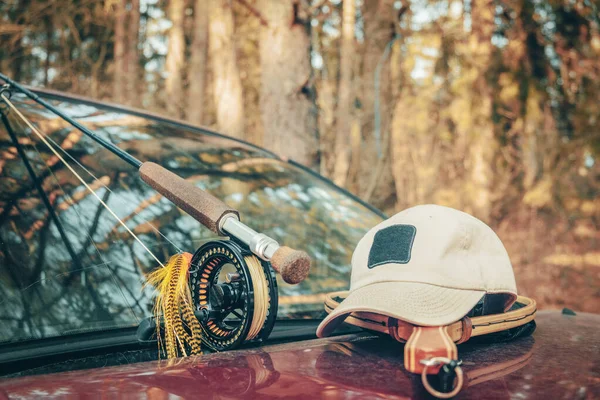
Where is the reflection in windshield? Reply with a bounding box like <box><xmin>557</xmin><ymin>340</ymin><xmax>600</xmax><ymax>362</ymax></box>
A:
<box><xmin>0</xmin><ymin>94</ymin><xmax>383</xmax><ymax>344</ymax></box>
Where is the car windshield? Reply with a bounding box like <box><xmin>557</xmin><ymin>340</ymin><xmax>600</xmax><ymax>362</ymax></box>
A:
<box><xmin>0</xmin><ymin>93</ymin><xmax>384</xmax><ymax>345</ymax></box>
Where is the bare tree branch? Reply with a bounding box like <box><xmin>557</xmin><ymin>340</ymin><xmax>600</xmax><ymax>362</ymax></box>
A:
<box><xmin>235</xmin><ymin>0</ymin><xmax>268</xmax><ymax>27</ymax></box>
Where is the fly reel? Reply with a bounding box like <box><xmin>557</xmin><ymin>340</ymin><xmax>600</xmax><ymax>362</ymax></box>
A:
<box><xmin>190</xmin><ymin>240</ymin><xmax>278</xmax><ymax>351</ymax></box>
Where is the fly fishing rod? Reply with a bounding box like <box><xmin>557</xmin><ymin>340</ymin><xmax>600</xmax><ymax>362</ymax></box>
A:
<box><xmin>0</xmin><ymin>73</ymin><xmax>310</xmax><ymax>284</ymax></box>
<box><xmin>0</xmin><ymin>73</ymin><xmax>311</xmax><ymax>354</ymax></box>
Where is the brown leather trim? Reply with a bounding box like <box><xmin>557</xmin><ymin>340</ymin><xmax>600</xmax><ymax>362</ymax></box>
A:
<box><xmin>456</xmin><ymin>317</ymin><xmax>473</xmax><ymax>344</ymax></box>
<box><xmin>388</xmin><ymin>318</ymin><xmax>400</xmax><ymax>342</ymax></box>
<box><xmin>388</xmin><ymin>317</ymin><xmax>412</xmax><ymax>343</ymax></box>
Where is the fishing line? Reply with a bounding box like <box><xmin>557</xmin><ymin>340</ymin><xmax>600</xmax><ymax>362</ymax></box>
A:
<box><xmin>245</xmin><ymin>255</ymin><xmax>270</xmax><ymax>340</ymax></box>
<box><xmin>1</xmin><ymin>93</ymin><xmax>165</xmax><ymax>268</ymax></box>
<box><xmin>2</xmin><ymin>110</ymin><xmax>142</xmax><ymax>321</ymax></box>
<box><xmin>16</xmin><ymin>121</ymin><xmax>145</xmax><ymax>321</ymax></box>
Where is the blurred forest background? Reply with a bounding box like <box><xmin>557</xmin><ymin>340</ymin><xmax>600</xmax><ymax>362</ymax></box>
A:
<box><xmin>1</xmin><ymin>0</ymin><xmax>599</xmax><ymax>312</ymax></box>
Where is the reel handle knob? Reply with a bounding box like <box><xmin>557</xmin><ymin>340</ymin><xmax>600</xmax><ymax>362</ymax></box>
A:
<box><xmin>270</xmin><ymin>246</ymin><xmax>311</xmax><ymax>284</ymax></box>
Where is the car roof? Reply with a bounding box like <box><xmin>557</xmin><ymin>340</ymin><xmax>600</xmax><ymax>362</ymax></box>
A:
<box><xmin>0</xmin><ymin>310</ymin><xmax>597</xmax><ymax>398</ymax></box>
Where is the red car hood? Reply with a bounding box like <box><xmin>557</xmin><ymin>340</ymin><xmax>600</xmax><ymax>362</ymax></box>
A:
<box><xmin>0</xmin><ymin>310</ymin><xmax>598</xmax><ymax>399</ymax></box>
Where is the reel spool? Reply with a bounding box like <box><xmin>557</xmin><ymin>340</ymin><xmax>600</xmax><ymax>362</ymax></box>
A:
<box><xmin>190</xmin><ymin>240</ymin><xmax>278</xmax><ymax>351</ymax></box>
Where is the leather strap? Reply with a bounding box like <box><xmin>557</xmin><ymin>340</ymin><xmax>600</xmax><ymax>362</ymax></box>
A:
<box><xmin>403</xmin><ymin>326</ymin><xmax>457</xmax><ymax>374</ymax></box>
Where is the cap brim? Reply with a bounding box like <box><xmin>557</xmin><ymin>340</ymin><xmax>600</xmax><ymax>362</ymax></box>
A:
<box><xmin>317</xmin><ymin>282</ymin><xmax>485</xmax><ymax>337</ymax></box>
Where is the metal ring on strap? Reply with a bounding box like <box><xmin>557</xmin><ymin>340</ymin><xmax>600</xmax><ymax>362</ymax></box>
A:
<box><xmin>421</xmin><ymin>357</ymin><xmax>464</xmax><ymax>399</ymax></box>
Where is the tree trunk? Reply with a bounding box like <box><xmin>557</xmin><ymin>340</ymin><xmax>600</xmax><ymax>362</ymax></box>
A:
<box><xmin>113</xmin><ymin>0</ymin><xmax>126</xmax><ymax>104</ymax></box>
<box><xmin>390</xmin><ymin>37</ymin><xmax>416</xmax><ymax>209</ymax></box>
<box><xmin>332</xmin><ymin>0</ymin><xmax>356</xmax><ymax>187</ymax></box>
<box><xmin>233</xmin><ymin>0</ymin><xmax>263</xmax><ymax>147</ymax></box>
<box><xmin>257</xmin><ymin>0</ymin><xmax>318</xmax><ymax>168</ymax></box>
<box><xmin>522</xmin><ymin>85</ymin><xmax>543</xmax><ymax>190</ymax></box>
<box><xmin>187</xmin><ymin>0</ymin><xmax>208</xmax><ymax>126</ymax></box>
<box><xmin>314</xmin><ymin>21</ymin><xmax>337</xmax><ymax>176</ymax></box>
<box><xmin>318</xmin><ymin>77</ymin><xmax>336</xmax><ymax>174</ymax></box>
<box><xmin>90</xmin><ymin>44</ymin><xmax>107</xmax><ymax>98</ymax></box>
<box><xmin>209</xmin><ymin>0</ymin><xmax>244</xmax><ymax>138</ymax></box>
<box><xmin>468</xmin><ymin>0</ymin><xmax>495</xmax><ymax>222</ymax></box>
<box><xmin>165</xmin><ymin>0</ymin><xmax>186</xmax><ymax>118</ymax></box>
<box><xmin>44</xmin><ymin>15</ymin><xmax>52</xmax><ymax>86</ymax></box>
<box><xmin>126</xmin><ymin>0</ymin><xmax>141</xmax><ymax>106</ymax></box>
<box><xmin>355</xmin><ymin>0</ymin><xmax>396</xmax><ymax>204</ymax></box>
<box><xmin>9</xmin><ymin>0</ymin><xmax>29</xmax><ymax>82</ymax></box>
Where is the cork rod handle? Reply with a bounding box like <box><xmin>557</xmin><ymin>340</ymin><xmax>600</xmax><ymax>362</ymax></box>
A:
<box><xmin>139</xmin><ymin>162</ymin><xmax>239</xmax><ymax>234</ymax></box>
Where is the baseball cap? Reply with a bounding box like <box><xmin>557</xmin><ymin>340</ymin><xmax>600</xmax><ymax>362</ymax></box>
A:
<box><xmin>317</xmin><ymin>204</ymin><xmax>517</xmax><ymax>337</ymax></box>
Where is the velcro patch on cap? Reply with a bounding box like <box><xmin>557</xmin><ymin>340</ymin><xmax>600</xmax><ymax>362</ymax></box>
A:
<box><xmin>368</xmin><ymin>224</ymin><xmax>416</xmax><ymax>269</ymax></box>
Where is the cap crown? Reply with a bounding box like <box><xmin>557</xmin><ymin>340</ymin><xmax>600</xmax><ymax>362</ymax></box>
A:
<box><xmin>351</xmin><ymin>205</ymin><xmax>517</xmax><ymax>301</ymax></box>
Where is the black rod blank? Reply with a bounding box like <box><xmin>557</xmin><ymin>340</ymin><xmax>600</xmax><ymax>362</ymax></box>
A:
<box><xmin>0</xmin><ymin>72</ymin><xmax>142</xmax><ymax>169</ymax></box>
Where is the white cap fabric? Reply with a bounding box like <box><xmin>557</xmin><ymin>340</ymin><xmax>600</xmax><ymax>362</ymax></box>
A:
<box><xmin>317</xmin><ymin>204</ymin><xmax>517</xmax><ymax>337</ymax></box>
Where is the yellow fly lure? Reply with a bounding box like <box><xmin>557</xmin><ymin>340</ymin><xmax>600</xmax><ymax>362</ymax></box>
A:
<box><xmin>144</xmin><ymin>252</ymin><xmax>202</xmax><ymax>358</ymax></box>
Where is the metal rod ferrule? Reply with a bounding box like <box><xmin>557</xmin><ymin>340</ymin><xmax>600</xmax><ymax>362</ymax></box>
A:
<box><xmin>221</xmin><ymin>216</ymin><xmax>280</xmax><ymax>261</ymax></box>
